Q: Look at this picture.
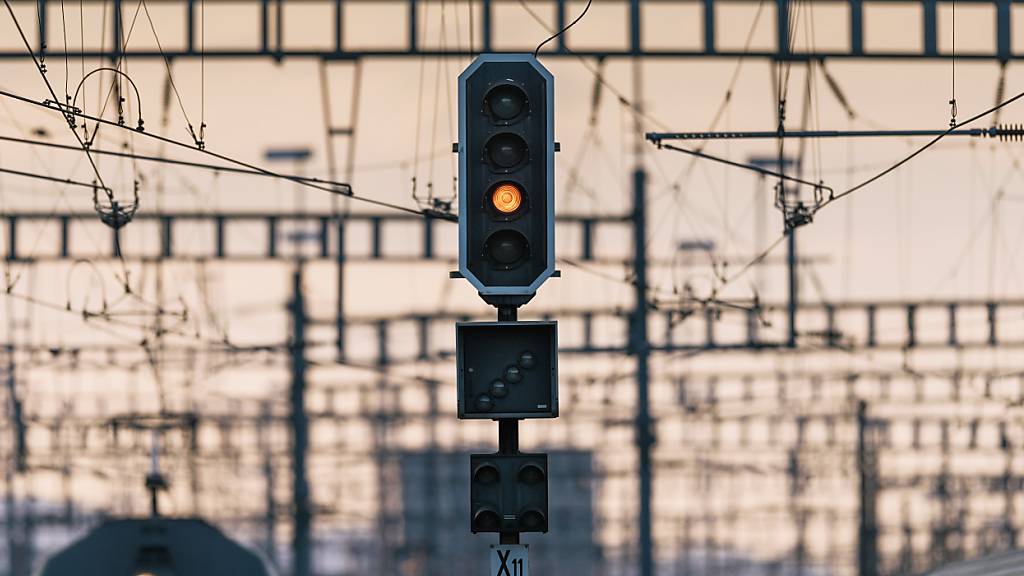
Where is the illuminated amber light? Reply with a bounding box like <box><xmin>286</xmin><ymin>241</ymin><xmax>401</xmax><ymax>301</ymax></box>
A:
<box><xmin>491</xmin><ymin>184</ymin><xmax>523</xmax><ymax>214</ymax></box>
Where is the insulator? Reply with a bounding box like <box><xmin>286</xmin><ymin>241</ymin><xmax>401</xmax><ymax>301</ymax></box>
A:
<box><xmin>991</xmin><ymin>124</ymin><xmax>1024</xmax><ymax>142</ymax></box>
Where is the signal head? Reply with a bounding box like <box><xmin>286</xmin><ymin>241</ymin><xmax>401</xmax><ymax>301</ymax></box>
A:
<box><xmin>458</xmin><ymin>54</ymin><xmax>555</xmax><ymax>300</ymax></box>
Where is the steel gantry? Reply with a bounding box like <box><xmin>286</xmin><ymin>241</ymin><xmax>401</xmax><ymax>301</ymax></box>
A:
<box><xmin>5</xmin><ymin>0</ymin><xmax>1023</xmax><ymax>62</ymax></box>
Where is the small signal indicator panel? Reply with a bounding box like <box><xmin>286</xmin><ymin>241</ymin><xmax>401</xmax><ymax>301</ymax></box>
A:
<box><xmin>457</xmin><ymin>321</ymin><xmax>557</xmax><ymax>419</ymax></box>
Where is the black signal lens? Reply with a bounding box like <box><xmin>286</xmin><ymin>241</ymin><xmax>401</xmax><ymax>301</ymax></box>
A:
<box><xmin>490</xmin><ymin>380</ymin><xmax>509</xmax><ymax>398</ymax></box>
<box><xmin>518</xmin><ymin>508</ymin><xmax>546</xmax><ymax>532</ymax></box>
<box><xmin>474</xmin><ymin>463</ymin><xmax>500</xmax><ymax>485</ymax></box>
<box><xmin>518</xmin><ymin>463</ymin><xmax>545</xmax><ymax>485</ymax></box>
<box><xmin>485</xmin><ymin>230</ymin><xmax>528</xmax><ymax>266</ymax></box>
<box><xmin>486</xmin><ymin>133</ymin><xmax>527</xmax><ymax>170</ymax></box>
<box><xmin>475</xmin><ymin>393</ymin><xmax>495</xmax><ymax>412</ymax></box>
<box><xmin>474</xmin><ymin>508</ymin><xmax>501</xmax><ymax>532</ymax></box>
<box><xmin>486</xmin><ymin>84</ymin><xmax>527</xmax><ymax>121</ymax></box>
<box><xmin>505</xmin><ymin>365</ymin><xmax>523</xmax><ymax>384</ymax></box>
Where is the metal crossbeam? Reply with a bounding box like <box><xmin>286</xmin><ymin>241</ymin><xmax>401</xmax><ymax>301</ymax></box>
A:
<box><xmin>327</xmin><ymin>298</ymin><xmax>1024</xmax><ymax>365</ymax></box>
<box><xmin>1</xmin><ymin>211</ymin><xmax>628</xmax><ymax>263</ymax></box>
<box><xmin>1</xmin><ymin>210</ymin><xmax>820</xmax><ymax>267</ymax></box>
<box><xmin>647</xmin><ymin>127</ymin><xmax>1000</xmax><ymax>143</ymax></box>
<box><xmin>11</xmin><ymin>396</ymin><xmax>1024</xmax><ymax>453</ymax></box>
<box><xmin>4</xmin><ymin>0</ymin><xmax>1021</xmax><ymax>61</ymax></box>
<box><xmin>4</xmin><ymin>299</ymin><xmax>1022</xmax><ymax>367</ymax></box>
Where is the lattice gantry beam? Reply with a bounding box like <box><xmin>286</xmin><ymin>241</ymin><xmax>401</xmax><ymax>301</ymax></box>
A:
<box><xmin>328</xmin><ymin>299</ymin><xmax>1024</xmax><ymax>364</ymax></box>
<box><xmin>1</xmin><ymin>211</ymin><xmax>629</xmax><ymax>264</ymax></box>
<box><xmin>3</xmin><ymin>1</ymin><xmax>1021</xmax><ymax>61</ymax></box>
<box><xmin>2</xmin><ymin>299</ymin><xmax>1022</xmax><ymax>365</ymax></box>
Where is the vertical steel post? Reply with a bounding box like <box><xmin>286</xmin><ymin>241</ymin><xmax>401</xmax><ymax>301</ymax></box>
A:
<box><xmin>112</xmin><ymin>0</ymin><xmax>123</xmax><ymax>59</ymax></box>
<box><xmin>375</xmin><ymin>320</ymin><xmax>391</xmax><ymax>574</ymax></box>
<box><xmin>290</xmin><ymin>265</ymin><xmax>312</xmax><ymax>576</ymax></box>
<box><xmin>1001</xmin><ymin>423</ymin><xmax>1017</xmax><ymax>547</ymax></box>
<box><xmin>923</xmin><ymin>0</ymin><xmax>938</xmax><ymax>56</ymax></box>
<box><xmin>424</xmin><ymin>379</ymin><xmax>439</xmax><ymax>575</ymax></box>
<box><xmin>787</xmin><ymin>227</ymin><xmax>797</xmax><ymax>347</ymax></box>
<box><xmin>777</xmin><ymin>0</ymin><xmax>790</xmax><ymax>56</ymax></box>
<box><xmin>857</xmin><ymin>401</ymin><xmax>878</xmax><ymax>576</ymax></box>
<box><xmin>4</xmin><ymin>453</ymin><xmax>13</xmax><ymax>576</ymax></box>
<box><xmin>556</xmin><ymin>0</ymin><xmax>566</xmax><ymax>52</ymax></box>
<box><xmin>186</xmin><ymin>0</ymin><xmax>195</xmax><ymax>53</ymax></box>
<box><xmin>629</xmin><ymin>45</ymin><xmax>654</xmax><ymax>574</ymax></box>
<box><xmin>274</xmin><ymin>0</ymin><xmax>283</xmax><ymax>57</ymax></box>
<box><xmin>36</xmin><ymin>0</ymin><xmax>48</xmax><ymax>57</ymax></box>
<box><xmin>260</xmin><ymin>0</ymin><xmax>270</xmax><ymax>54</ymax></box>
<box><xmin>998</xmin><ymin>0</ymin><xmax>1011</xmax><ymax>61</ymax></box>
<box><xmin>498</xmin><ymin>419</ymin><xmax>520</xmax><ymax>546</ymax></box>
<box><xmin>631</xmin><ymin>58</ymin><xmax>654</xmax><ymax>575</ymax></box>
<box><xmin>6</xmin><ymin>217</ymin><xmax>16</xmax><ymax>261</ymax></box>
<box><xmin>260</xmin><ymin>401</ymin><xmax>278</xmax><ymax>569</ymax></box>
<box><xmin>481</xmin><ymin>0</ymin><xmax>492</xmax><ymax>52</ymax></box>
<box><xmin>703</xmin><ymin>0</ymin><xmax>715</xmax><ymax>54</ymax></box>
<box><xmin>850</xmin><ymin>0</ymin><xmax>864</xmax><ymax>55</ymax></box>
<box><xmin>496</xmin><ymin>305</ymin><xmax>519</xmax><ymax>546</ymax></box>
<box><xmin>333</xmin><ymin>0</ymin><xmax>342</xmax><ymax>53</ymax></box>
<box><xmin>336</xmin><ymin>217</ymin><xmax>346</xmax><ymax>361</ymax></box>
<box><xmin>409</xmin><ymin>0</ymin><xmax>418</xmax><ymax>52</ymax></box>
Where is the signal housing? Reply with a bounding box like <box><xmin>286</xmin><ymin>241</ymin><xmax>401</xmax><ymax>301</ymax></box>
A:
<box><xmin>458</xmin><ymin>54</ymin><xmax>555</xmax><ymax>305</ymax></box>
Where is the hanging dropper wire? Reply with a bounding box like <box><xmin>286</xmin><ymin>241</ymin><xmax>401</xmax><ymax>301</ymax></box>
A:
<box><xmin>533</xmin><ymin>0</ymin><xmax>593</xmax><ymax>58</ymax></box>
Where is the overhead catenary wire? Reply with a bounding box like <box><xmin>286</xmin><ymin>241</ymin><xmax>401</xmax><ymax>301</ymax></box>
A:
<box><xmin>516</xmin><ymin>0</ymin><xmax>668</xmax><ymax>132</ymax></box>
<box><xmin>141</xmin><ymin>0</ymin><xmax>204</xmax><ymax>148</ymax></box>
<box><xmin>514</xmin><ymin>0</ymin><xmax>781</xmax><ymax>312</ymax></box>
<box><xmin>818</xmin><ymin>86</ymin><xmax>1024</xmax><ymax>213</ymax></box>
<box><xmin>650</xmin><ymin>88</ymin><xmax>1024</xmax><ymax>223</ymax></box>
<box><xmin>656</xmin><ymin>143</ymin><xmax>833</xmax><ymax>196</ymax></box>
<box><xmin>3</xmin><ymin>0</ymin><xmax>113</xmax><ymax>201</ymax></box>
<box><xmin>0</xmin><ymin>165</ymin><xmax>113</xmax><ymax>190</ymax></box>
<box><xmin>0</xmin><ymin>133</ymin><xmax>352</xmax><ymax>187</ymax></box>
<box><xmin>0</xmin><ymin>88</ymin><xmax>455</xmax><ymax>222</ymax></box>
<box><xmin>657</xmin><ymin>88</ymin><xmax>1024</xmax><ymax>309</ymax></box>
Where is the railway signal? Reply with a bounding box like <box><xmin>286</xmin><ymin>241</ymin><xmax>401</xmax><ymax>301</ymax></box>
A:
<box><xmin>457</xmin><ymin>321</ymin><xmax>557</xmax><ymax>419</ymax></box>
<box><xmin>471</xmin><ymin>453</ymin><xmax>549</xmax><ymax>534</ymax></box>
<box><xmin>458</xmin><ymin>53</ymin><xmax>556</xmax><ymax>306</ymax></box>
<box><xmin>455</xmin><ymin>53</ymin><xmax>559</xmax><ymax>567</ymax></box>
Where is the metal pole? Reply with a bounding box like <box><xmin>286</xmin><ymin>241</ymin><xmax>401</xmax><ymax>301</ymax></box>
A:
<box><xmin>496</xmin><ymin>304</ymin><xmax>521</xmax><ymax>547</ymax></box>
<box><xmin>857</xmin><ymin>401</ymin><xmax>878</xmax><ymax>576</ymax></box>
<box><xmin>632</xmin><ymin>56</ymin><xmax>654</xmax><ymax>576</ymax></box>
<box><xmin>755</xmin><ymin>175</ymin><xmax>767</xmax><ymax>294</ymax></box>
<box><xmin>787</xmin><ymin>226</ymin><xmax>798</xmax><ymax>347</ymax></box>
<box><xmin>498</xmin><ymin>419</ymin><xmax>520</xmax><ymax>546</ymax></box>
<box><xmin>778</xmin><ymin>64</ymin><xmax>798</xmax><ymax>349</ymax></box>
<box><xmin>634</xmin><ymin>166</ymin><xmax>653</xmax><ymax>576</ymax></box>
<box><xmin>375</xmin><ymin>320</ymin><xmax>391</xmax><ymax>575</ymax></box>
<box><xmin>290</xmin><ymin>265</ymin><xmax>312</xmax><ymax>576</ymax></box>
<box><xmin>4</xmin><ymin>344</ymin><xmax>18</xmax><ymax>576</ymax></box>
<box><xmin>260</xmin><ymin>401</ymin><xmax>278</xmax><ymax>569</ymax></box>
<box><xmin>424</xmin><ymin>379</ymin><xmax>439</xmax><ymax>576</ymax></box>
